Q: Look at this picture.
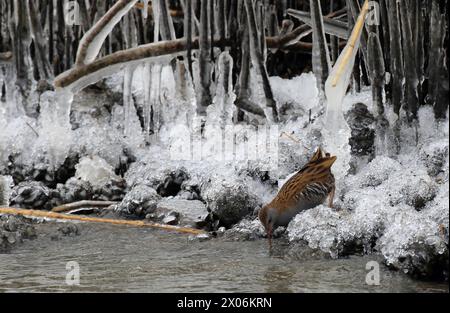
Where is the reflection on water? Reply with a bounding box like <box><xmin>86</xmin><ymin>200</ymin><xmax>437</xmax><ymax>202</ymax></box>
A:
<box><xmin>0</xmin><ymin>222</ymin><xmax>448</xmax><ymax>293</ymax></box>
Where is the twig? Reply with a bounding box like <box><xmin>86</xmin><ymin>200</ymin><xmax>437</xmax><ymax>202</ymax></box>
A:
<box><xmin>0</xmin><ymin>207</ymin><xmax>206</xmax><ymax>235</ymax></box>
<box><xmin>51</xmin><ymin>200</ymin><xmax>118</xmax><ymax>213</ymax></box>
<box><xmin>25</xmin><ymin>122</ymin><xmax>39</xmax><ymax>137</ymax></box>
<box><xmin>331</xmin><ymin>0</ymin><xmax>369</xmax><ymax>87</ymax></box>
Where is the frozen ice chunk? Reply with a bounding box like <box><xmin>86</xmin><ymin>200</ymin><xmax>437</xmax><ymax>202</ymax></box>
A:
<box><xmin>377</xmin><ymin>209</ymin><xmax>448</xmax><ymax>279</ymax></box>
<box><xmin>75</xmin><ymin>156</ymin><xmax>120</xmax><ymax>190</ymax></box>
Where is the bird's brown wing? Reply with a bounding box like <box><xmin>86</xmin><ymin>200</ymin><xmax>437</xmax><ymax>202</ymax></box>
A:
<box><xmin>272</xmin><ymin>156</ymin><xmax>337</xmax><ymax>209</ymax></box>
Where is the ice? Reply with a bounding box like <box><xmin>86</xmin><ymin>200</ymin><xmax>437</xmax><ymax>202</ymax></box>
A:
<box><xmin>153</xmin><ymin>0</ymin><xmax>161</xmax><ymax>42</ymax></box>
<box><xmin>142</xmin><ymin>62</ymin><xmax>153</xmax><ymax>137</ymax></box>
<box><xmin>77</xmin><ymin>0</ymin><xmax>139</xmax><ymax>64</ymax></box>
<box><xmin>287</xmin><ymin>124</ymin><xmax>448</xmax><ymax>277</ymax></box>
<box><xmin>270</xmin><ymin>72</ymin><xmax>319</xmax><ymax>116</ymax></box>
<box><xmin>142</xmin><ymin>0</ymin><xmax>149</xmax><ymax>19</ymax></box>
<box><xmin>205</xmin><ymin>51</ymin><xmax>236</xmax><ymax>129</ymax></box>
<box><xmin>378</xmin><ymin>209</ymin><xmax>447</xmax><ymax>278</ymax></box>
<box><xmin>75</xmin><ymin>156</ymin><xmax>120</xmax><ymax>190</ymax></box>
<box><xmin>119</xmin><ymin>66</ymin><xmax>145</xmax><ymax>149</ymax></box>
<box><xmin>31</xmin><ymin>90</ymin><xmax>73</xmax><ymax>172</ymax></box>
<box><xmin>123</xmin><ymin>65</ymin><xmax>136</xmax><ymax>138</ymax></box>
<box><xmin>0</xmin><ymin>175</ymin><xmax>13</xmax><ymax>206</ymax></box>
<box><xmin>321</xmin><ymin>7</ymin><xmax>364</xmax><ymax>181</ymax></box>
<box><xmin>309</xmin><ymin>0</ymin><xmax>331</xmax><ymax>96</ymax></box>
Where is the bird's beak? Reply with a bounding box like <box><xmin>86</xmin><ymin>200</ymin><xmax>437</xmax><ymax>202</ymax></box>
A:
<box><xmin>267</xmin><ymin>224</ymin><xmax>273</xmax><ymax>248</ymax></box>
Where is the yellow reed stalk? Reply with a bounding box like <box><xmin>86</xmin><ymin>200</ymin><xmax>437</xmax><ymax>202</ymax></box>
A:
<box><xmin>0</xmin><ymin>207</ymin><xmax>206</xmax><ymax>235</ymax></box>
<box><xmin>331</xmin><ymin>0</ymin><xmax>369</xmax><ymax>87</ymax></box>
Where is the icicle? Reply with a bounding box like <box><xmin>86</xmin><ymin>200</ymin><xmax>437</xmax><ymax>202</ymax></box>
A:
<box><xmin>33</xmin><ymin>89</ymin><xmax>73</xmax><ymax>172</ymax></box>
<box><xmin>399</xmin><ymin>0</ymin><xmax>419</xmax><ymax>121</ymax></box>
<box><xmin>322</xmin><ymin>0</ymin><xmax>369</xmax><ymax>181</ymax></box>
<box><xmin>142</xmin><ymin>0</ymin><xmax>149</xmax><ymax>19</ymax></box>
<box><xmin>367</xmin><ymin>31</ymin><xmax>385</xmax><ymax>116</ymax></box>
<box><xmin>210</xmin><ymin>51</ymin><xmax>235</xmax><ymax>128</ymax></box>
<box><xmin>153</xmin><ymin>0</ymin><xmax>161</xmax><ymax>42</ymax></box>
<box><xmin>197</xmin><ymin>0</ymin><xmax>212</xmax><ymax>114</ymax></box>
<box><xmin>156</xmin><ymin>0</ymin><xmax>176</xmax><ymax>41</ymax></box>
<box><xmin>123</xmin><ymin>65</ymin><xmax>136</xmax><ymax>137</ymax></box>
<box><xmin>386</xmin><ymin>0</ymin><xmax>403</xmax><ymax>115</ymax></box>
<box><xmin>143</xmin><ymin>62</ymin><xmax>153</xmax><ymax>139</ymax></box>
<box><xmin>244</xmin><ymin>0</ymin><xmax>278</xmax><ymax>122</ymax></box>
<box><xmin>150</xmin><ymin>64</ymin><xmax>163</xmax><ymax>138</ymax></box>
<box><xmin>309</xmin><ymin>0</ymin><xmax>331</xmax><ymax>98</ymax></box>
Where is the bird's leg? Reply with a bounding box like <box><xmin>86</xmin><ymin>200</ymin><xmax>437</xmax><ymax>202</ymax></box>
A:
<box><xmin>328</xmin><ymin>186</ymin><xmax>335</xmax><ymax>209</ymax></box>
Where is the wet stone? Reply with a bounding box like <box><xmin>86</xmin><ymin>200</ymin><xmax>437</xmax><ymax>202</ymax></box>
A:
<box><xmin>156</xmin><ymin>199</ymin><xmax>210</xmax><ymax>228</ymax></box>
<box><xmin>0</xmin><ymin>215</ymin><xmax>36</xmax><ymax>252</ymax></box>
<box><xmin>57</xmin><ymin>224</ymin><xmax>80</xmax><ymax>237</ymax></box>
<box><xmin>115</xmin><ymin>184</ymin><xmax>161</xmax><ymax>218</ymax></box>
<box><xmin>10</xmin><ymin>181</ymin><xmax>53</xmax><ymax>210</ymax></box>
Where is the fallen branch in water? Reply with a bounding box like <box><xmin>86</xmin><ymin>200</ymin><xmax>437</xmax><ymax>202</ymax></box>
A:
<box><xmin>0</xmin><ymin>207</ymin><xmax>206</xmax><ymax>235</ymax></box>
<box><xmin>51</xmin><ymin>200</ymin><xmax>118</xmax><ymax>213</ymax></box>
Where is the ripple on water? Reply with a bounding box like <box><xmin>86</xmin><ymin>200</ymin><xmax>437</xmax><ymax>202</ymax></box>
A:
<box><xmin>0</xmin><ymin>222</ymin><xmax>448</xmax><ymax>293</ymax></box>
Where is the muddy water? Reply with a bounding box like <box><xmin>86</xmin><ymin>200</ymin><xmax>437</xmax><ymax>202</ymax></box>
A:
<box><xmin>0</xmin><ymin>222</ymin><xmax>448</xmax><ymax>293</ymax></box>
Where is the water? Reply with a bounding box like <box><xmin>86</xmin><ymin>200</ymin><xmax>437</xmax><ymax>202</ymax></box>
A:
<box><xmin>0</xmin><ymin>222</ymin><xmax>448</xmax><ymax>293</ymax></box>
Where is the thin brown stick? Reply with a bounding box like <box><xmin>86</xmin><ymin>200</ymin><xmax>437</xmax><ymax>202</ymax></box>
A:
<box><xmin>51</xmin><ymin>200</ymin><xmax>118</xmax><ymax>213</ymax></box>
<box><xmin>0</xmin><ymin>207</ymin><xmax>206</xmax><ymax>235</ymax></box>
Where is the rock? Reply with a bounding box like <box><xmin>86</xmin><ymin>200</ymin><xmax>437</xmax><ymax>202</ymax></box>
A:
<box><xmin>126</xmin><ymin>159</ymin><xmax>190</xmax><ymax>198</ymax></box>
<box><xmin>345</xmin><ymin>103</ymin><xmax>376</xmax><ymax>174</ymax></box>
<box><xmin>156</xmin><ymin>198</ymin><xmax>210</xmax><ymax>228</ymax></box>
<box><xmin>345</xmin><ymin>103</ymin><xmax>376</xmax><ymax>157</ymax></box>
<box><xmin>93</xmin><ymin>178</ymin><xmax>127</xmax><ymax>201</ymax></box>
<box><xmin>0</xmin><ymin>215</ymin><xmax>36</xmax><ymax>252</ymax></box>
<box><xmin>115</xmin><ymin>184</ymin><xmax>161</xmax><ymax>218</ymax></box>
<box><xmin>156</xmin><ymin>169</ymin><xmax>189</xmax><ymax>197</ymax></box>
<box><xmin>57</xmin><ymin>224</ymin><xmax>80</xmax><ymax>237</ymax></box>
<box><xmin>56</xmin><ymin>177</ymin><xmax>94</xmax><ymax>204</ymax></box>
<box><xmin>201</xmin><ymin>173</ymin><xmax>261</xmax><ymax>228</ymax></box>
<box><xmin>175</xmin><ymin>190</ymin><xmax>199</xmax><ymax>200</ymax></box>
<box><xmin>162</xmin><ymin>214</ymin><xmax>179</xmax><ymax>225</ymax></box>
<box><xmin>224</xmin><ymin>218</ymin><xmax>266</xmax><ymax>241</ymax></box>
<box><xmin>10</xmin><ymin>181</ymin><xmax>53</xmax><ymax>210</ymax></box>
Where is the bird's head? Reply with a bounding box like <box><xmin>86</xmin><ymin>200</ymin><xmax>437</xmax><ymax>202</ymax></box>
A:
<box><xmin>258</xmin><ymin>205</ymin><xmax>276</xmax><ymax>240</ymax></box>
